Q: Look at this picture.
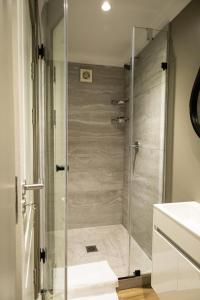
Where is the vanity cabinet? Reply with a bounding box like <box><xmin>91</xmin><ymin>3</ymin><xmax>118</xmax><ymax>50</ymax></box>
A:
<box><xmin>178</xmin><ymin>250</ymin><xmax>200</xmax><ymax>300</ymax></box>
<box><xmin>152</xmin><ymin>203</ymin><xmax>200</xmax><ymax>300</ymax></box>
<box><xmin>152</xmin><ymin>230</ymin><xmax>178</xmax><ymax>299</ymax></box>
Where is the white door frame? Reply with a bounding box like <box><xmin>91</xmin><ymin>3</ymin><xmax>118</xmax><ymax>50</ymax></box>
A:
<box><xmin>12</xmin><ymin>0</ymin><xmax>38</xmax><ymax>299</ymax></box>
<box><xmin>0</xmin><ymin>1</ymin><xmax>17</xmax><ymax>299</ymax></box>
<box><xmin>0</xmin><ymin>0</ymin><xmax>67</xmax><ymax>299</ymax></box>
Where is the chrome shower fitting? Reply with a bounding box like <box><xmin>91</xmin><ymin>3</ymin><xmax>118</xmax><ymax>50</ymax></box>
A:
<box><xmin>131</xmin><ymin>141</ymin><xmax>140</xmax><ymax>153</ymax></box>
<box><xmin>111</xmin><ymin>99</ymin><xmax>129</xmax><ymax>105</ymax></box>
<box><xmin>111</xmin><ymin>116</ymin><xmax>129</xmax><ymax>124</ymax></box>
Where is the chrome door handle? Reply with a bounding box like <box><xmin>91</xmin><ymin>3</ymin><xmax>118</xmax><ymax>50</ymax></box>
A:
<box><xmin>22</xmin><ymin>180</ymin><xmax>44</xmax><ymax>214</ymax></box>
<box><xmin>23</xmin><ymin>182</ymin><xmax>44</xmax><ymax>191</ymax></box>
<box><xmin>22</xmin><ymin>180</ymin><xmax>44</xmax><ymax>198</ymax></box>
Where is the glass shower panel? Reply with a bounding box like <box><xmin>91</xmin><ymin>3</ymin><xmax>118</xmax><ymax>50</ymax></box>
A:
<box><xmin>67</xmin><ymin>29</ymin><xmax>132</xmax><ymax>282</ymax></box>
<box><xmin>128</xmin><ymin>27</ymin><xmax>168</xmax><ymax>275</ymax></box>
<box><xmin>38</xmin><ymin>1</ymin><xmax>67</xmax><ymax>299</ymax></box>
<box><xmin>123</xmin><ymin>34</ymin><xmax>135</xmax><ymax>277</ymax></box>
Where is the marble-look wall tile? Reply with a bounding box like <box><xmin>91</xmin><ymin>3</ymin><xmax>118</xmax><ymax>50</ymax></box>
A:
<box><xmin>68</xmin><ymin>63</ymin><xmax>125</xmax><ymax>228</ymax></box>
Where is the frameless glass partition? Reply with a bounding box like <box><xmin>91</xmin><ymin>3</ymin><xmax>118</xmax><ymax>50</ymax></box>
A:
<box><xmin>33</xmin><ymin>0</ymin><xmax>169</xmax><ymax>298</ymax></box>
<box><xmin>38</xmin><ymin>0</ymin><xmax>67</xmax><ymax>299</ymax></box>
<box><xmin>66</xmin><ymin>21</ymin><xmax>168</xmax><ymax>287</ymax></box>
<box><xmin>67</xmin><ymin>2</ymin><xmax>168</xmax><ymax>295</ymax></box>
<box><xmin>67</xmin><ymin>45</ymin><xmax>131</xmax><ymax>281</ymax></box>
<box><xmin>128</xmin><ymin>27</ymin><xmax>168</xmax><ymax>275</ymax></box>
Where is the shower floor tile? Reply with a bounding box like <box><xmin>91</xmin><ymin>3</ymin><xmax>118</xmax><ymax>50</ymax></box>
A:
<box><xmin>68</xmin><ymin>224</ymin><xmax>152</xmax><ymax>278</ymax></box>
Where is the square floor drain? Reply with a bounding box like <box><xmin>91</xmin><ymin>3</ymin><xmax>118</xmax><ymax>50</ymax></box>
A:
<box><xmin>86</xmin><ymin>245</ymin><xmax>98</xmax><ymax>253</ymax></box>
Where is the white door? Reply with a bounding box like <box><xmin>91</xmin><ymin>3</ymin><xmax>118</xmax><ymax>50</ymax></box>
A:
<box><xmin>0</xmin><ymin>1</ymin><xmax>67</xmax><ymax>299</ymax></box>
<box><xmin>0</xmin><ymin>1</ymin><xmax>17</xmax><ymax>299</ymax></box>
<box><xmin>19</xmin><ymin>1</ymin><xmax>35</xmax><ymax>299</ymax></box>
<box><xmin>0</xmin><ymin>0</ymin><xmax>37</xmax><ymax>299</ymax></box>
<box><xmin>14</xmin><ymin>0</ymin><xmax>41</xmax><ymax>299</ymax></box>
<box><xmin>21</xmin><ymin>4</ymin><xmax>35</xmax><ymax>299</ymax></box>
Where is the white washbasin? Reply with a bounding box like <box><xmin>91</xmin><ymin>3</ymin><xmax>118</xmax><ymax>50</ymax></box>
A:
<box><xmin>154</xmin><ymin>201</ymin><xmax>200</xmax><ymax>239</ymax></box>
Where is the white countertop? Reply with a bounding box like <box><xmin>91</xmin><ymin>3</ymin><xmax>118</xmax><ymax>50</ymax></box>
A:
<box><xmin>154</xmin><ymin>201</ymin><xmax>200</xmax><ymax>239</ymax></box>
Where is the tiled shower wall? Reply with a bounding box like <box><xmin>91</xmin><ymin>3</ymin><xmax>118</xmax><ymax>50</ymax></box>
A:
<box><xmin>68</xmin><ymin>30</ymin><xmax>167</xmax><ymax>254</ymax></box>
<box><xmin>123</xmin><ymin>31</ymin><xmax>168</xmax><ymax>258</ymax></box>
<box><xmin>68</xmin><ymin>63</ymin><xmax>125</xmax><ymax>228</ymax></box>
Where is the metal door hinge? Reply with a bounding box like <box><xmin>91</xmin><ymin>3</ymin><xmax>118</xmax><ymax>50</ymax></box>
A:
<box><xmin>15</xmin><ymin>176</ymin><xmax>18</xmax><ymax>224</ymax></box>
<box><xmin>161</xmin><ymin>62</ymin><xmax>168</xmax><ymax>71</ymax></box>
<box><xmin>40</xmin><ymin>248</ymin><xmax>46</xmax><ymax>264</ymax></box>
<box><xmin>133</xmin><ymin>269</ymin><xmax>141</xmax><ymax>277</ymax></box>
<box><xmin>40</xmin><ymin>289</ymin><xmax>47</xmax><ymax>300</ymax></box>
<box><xmin>56</xmin><ymin>165</ymin><xmax>65</xmax><ymax>172</ymax></box>
<box><xmin>38</xmin><ymin>44</ymin><xmax>45</xmax><ymax>60</ymax></box>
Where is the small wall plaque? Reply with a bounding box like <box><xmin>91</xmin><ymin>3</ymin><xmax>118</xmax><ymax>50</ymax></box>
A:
<box><xmin>80</xmin><ymin>68</ymin><xmax>93</xmax><ymax>83</ymax></box>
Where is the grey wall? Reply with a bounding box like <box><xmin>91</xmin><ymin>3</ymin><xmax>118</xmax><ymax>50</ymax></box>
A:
<box><xmin>168</xmin><ymin>0</ymin><xmax>200</xmax><ymax>202</ymax></box>
<box><xmin>68</xmin><ymin>62</ymin><xmax>125</xmax><ymax>228</ymax></box>
<box><xmin>123</xmin><ymin>30</ymin><xmax>168</xmax><ymax>258</ymax></box>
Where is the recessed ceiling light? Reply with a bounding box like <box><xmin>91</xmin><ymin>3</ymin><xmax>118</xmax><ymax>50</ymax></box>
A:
<box><xmin>101</xmin><ymin>1</ymin><xmax>111</xmax><ymax>12</ymax></box>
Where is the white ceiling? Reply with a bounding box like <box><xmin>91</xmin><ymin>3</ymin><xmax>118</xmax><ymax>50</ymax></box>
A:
<box><xmin>68</xmin><ymin>0</ymin><xmax>191</xmax><ymax>66</ymax></box>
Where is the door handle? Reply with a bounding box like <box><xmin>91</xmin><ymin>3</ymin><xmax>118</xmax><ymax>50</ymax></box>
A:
<box><xmin>56</xmin><ymin>165</ymin><xmax>65</xmax><ymax>172</ymax></box>
<box><xmin>22</xmin><ymin>180</ymin><xmax>44</xmax><ymax>196</ymax></box>
<box><xmin>23</xmin><ymin>182</ymin><xmax>44</xmax><ymax>191</ymax></box>
<box><xmin>22</xmin><ymin>180</ymin><xmax>44</xmax><ymax>214</ymax></box>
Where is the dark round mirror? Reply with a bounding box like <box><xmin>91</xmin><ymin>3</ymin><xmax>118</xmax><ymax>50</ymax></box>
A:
<box><xmin>190</xmin><ymin>68</ymin><xmax>200</xmax><ymax>138</ymax></box>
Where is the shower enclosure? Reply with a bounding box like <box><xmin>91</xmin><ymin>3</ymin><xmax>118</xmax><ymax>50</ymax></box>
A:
<box><xmin>36</xmin><ymin>0</ymin><xmax>67</xmax><ymax>299</ymax></box>
<box><xmin>67</xmin><ymin>23</ymin><xmax>169</xmax><ymax>287</ymax></box>
<box><xmin>18</xmin><ymin>0</ymin><xmax>169</xmax><ymax>299</ymax></box>
<box><xmin>127</xmin><ymin>27</ymin><xmax>168</xmax><ymax>275</ymax></box>
<box><xmin>35</xmin><ymin>0</ymin><xmax>168</xmax><ymax>295</ymax></box>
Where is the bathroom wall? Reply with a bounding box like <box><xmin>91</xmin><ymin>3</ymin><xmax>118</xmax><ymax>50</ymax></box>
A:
<box><xmin>68</xmin><ymin>62</ymin><xmax>125</xmax><ymax>228</ymax></box>
<box><xmin>167</xmin><ymin>0</ymin><xmax>200</xmax><ymax>202</ymax></box>
<box><xmin>123</xmin><ymin>30</ymin><xmax>168</xmax><ymax>258</ymax></box>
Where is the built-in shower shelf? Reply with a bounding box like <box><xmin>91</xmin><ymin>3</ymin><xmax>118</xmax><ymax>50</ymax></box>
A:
<box><xmin>111</xmin><ymin>99</ymin><xmax>129</xmax><ymax>105</ymax></box>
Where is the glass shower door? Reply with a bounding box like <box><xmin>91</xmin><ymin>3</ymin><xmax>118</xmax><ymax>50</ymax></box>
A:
<box><xmin>37</xmin><ymin>0</ymin><xmax>67</xmax><ymax>299</ymax></box>
<box><xmin>51</xmin><ymin>16</ymin><xmax>67</xmax><ymax>298</ymax></box>
<box><xmin>128</xmin><ymin>27</ymin><xmax>168</xmax><ymax>275</ymax></box>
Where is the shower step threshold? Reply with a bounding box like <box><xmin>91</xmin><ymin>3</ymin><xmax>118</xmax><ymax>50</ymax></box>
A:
<box><xmin>72</xmin><ymin>292</ymin><xmax>119</xmax><ymax>300</ymax></box>
<box><xmin>68</xmin><ymin>261</ymin><xmax>118</xmax><ymax>298</ymax></box>
<box><xmin>54</xmin><ymin>261</ymin><xmax>118</xmax><ymax>299</ymax></box>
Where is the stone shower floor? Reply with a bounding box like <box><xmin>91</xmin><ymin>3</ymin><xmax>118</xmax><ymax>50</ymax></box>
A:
<box><xmin>68</xmin><ymin>224</ymin><xmax>152</xmax><ymax>278</ymax></box>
